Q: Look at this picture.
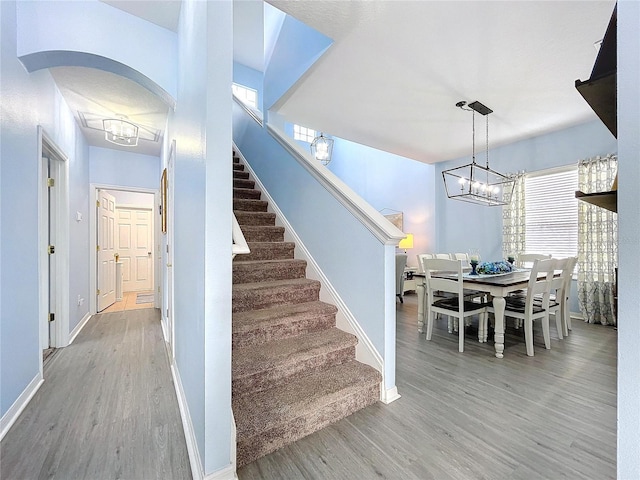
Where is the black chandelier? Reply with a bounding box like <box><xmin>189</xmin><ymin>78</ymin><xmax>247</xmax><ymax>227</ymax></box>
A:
<box><xmin>442</xmin><ymin>101</ymin><xmax>514</xmax><ymax>206</ymax></box>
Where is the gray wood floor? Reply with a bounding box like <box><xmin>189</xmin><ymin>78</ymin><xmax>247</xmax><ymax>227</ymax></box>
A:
<box><xmin>1</xmin><ymin>308</ymin><xmax>191</xmax><ymax>480</ymax></box>
<box><xmin>238</xmin><ymin>293</ymin><xmax>617</xmax><ymax>480</ymax></box>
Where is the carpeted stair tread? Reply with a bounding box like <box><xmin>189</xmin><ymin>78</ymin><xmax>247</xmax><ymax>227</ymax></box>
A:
<box><xmin>234</xmin><ymin>360</ymin><xmax>381</xmax><ymax>465</ymax></box>
<box><xmin>238</xmin><ymin>242</ymin><xmax>295</xmax><ymax>261</ymax></box>
<box><xmin>233</xmin><ymin>198</ymin><xmax>268</xmax><ymax>212</ymax></box>
<box><xmin>233</xmin><ymin>328</ymin><xmax>357</xmax><ymax>396</ymax></box>
<box><xmin>232</xmin><ymin>278</ymin><xmax>320</xmax><ymax>312</ymax></box>
<box><xmin>234</xmin><ymin>178</ymin><xmax>255</xmax><ymax>189</ymax></box>
<box><xmin>238</xmin><ymin>225</ymin><xmax>284</xmax><ymax>243</ymax></box>
<box><xmin>233</xmin><ymin>163</ymin><xmax>245</xmax><ymax>171</ymax></box>
<box><xmin>234</xmin><ymin>211</ymin><xmax>276</xmax><ymax>226</ymax></box>
<box><xmin>232</xmin><ymin>301</ymin><xmax>337</xmax><ymax>348</ymax></box>
<box><xmin>233</xmin><ymin>259</ymin><xmax>306</xmax><ymax>284</ymax></box>
<box><xmin>233</xmin><ymin>171</ymin><xmax>250</xmax><ymax>180</ymax></box>
<box><xmin>233</xmin><ymin>187</ymin><xmax>261</xmax><ymax>200</ymax></box>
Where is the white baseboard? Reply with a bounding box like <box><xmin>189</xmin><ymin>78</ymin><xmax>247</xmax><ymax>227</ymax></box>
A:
<box><xmin>171</xmin><ymin>363</ymin><xmax>205</xmax><ymax>480</ymax></box>
<box><xmin>68</xmin><ymin>312</ymin><xmax>92</xmax><ymax>345</ymax></box>
<box><xmin>171</xmin><ymin>364</ymin><xmax>237</xmax><ymax>480</ymax></box>
<box><xmin>570</xmin><ymin>311</ymin><xmax>583</xmax><ymax>320</ymax></box>
<box><xmin>204</xmin><ymin>464</ymin><xmax>238</xmax><ymax>480</ymax></box>
<box><xmin>380</xmin><ymin>386</ymin><xmax>401</xmax><ymax>404</ymax></box>
<box><xmin>0</xmin><ymin>373</ymin><xmax>44</xmax><ymax>441</ymax></box>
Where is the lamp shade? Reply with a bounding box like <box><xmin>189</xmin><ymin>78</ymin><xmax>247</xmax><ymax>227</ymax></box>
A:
<box><xmin>398</xmin><ymin>233</ymin><xmax>414</xmax><ymax>249</ymax></box>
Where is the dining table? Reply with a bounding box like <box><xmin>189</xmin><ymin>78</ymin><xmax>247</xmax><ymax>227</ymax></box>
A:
<box><xmin>414</xmin><ymin>269</ymin><xmax>539</xmax><ymax>358</ymax></box>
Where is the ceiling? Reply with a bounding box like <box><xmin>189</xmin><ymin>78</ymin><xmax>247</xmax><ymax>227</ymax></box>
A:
<box><xmin>48</xmin><ymin>0</ymin><xmax>615</xmax><ymax>163</ymax></box>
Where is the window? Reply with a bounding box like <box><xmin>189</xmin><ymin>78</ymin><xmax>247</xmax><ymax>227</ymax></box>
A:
<box><xmin>232</xmin><ymin>83</ymin><xmax>257</xmax><ymax>109</ymax></box>
<box><xmin>293</xmin><ymin>124</ymin><xmax>316</xmax><ymax>143</ymax></box>
<box><xmin>524</xmin><ymin>167</ymin><xmax>578</xmax><ymax>258</ymax></box>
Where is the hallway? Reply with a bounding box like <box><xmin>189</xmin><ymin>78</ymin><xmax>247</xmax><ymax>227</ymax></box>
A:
<box><xmin>0</xmin><ymin>309</ymin><xmax>191</xmax><ymax>480</ymax></box>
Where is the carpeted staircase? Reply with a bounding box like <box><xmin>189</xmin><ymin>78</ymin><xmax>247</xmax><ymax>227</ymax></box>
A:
<box><xmin>231</xmin><ymin>152</ymin><xmax>382</xmax><ymax>467</ymax></box>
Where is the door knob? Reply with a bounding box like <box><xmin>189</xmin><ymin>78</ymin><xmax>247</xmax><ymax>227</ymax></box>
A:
<box><xmin>148</xmin><ymin>251</ymin><xmax>152</xmax><ymax>256</ymax></box>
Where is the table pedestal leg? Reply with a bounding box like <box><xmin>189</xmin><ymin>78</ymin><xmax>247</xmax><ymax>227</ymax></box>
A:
<box><xmin>492</xmin><ymin>296</ymin><xmax>506</xmax><ymax>358</ymax></box>
<box><xmin>416</xmin><ymin>283</ymin><xmax>425</xmax><ymax>333</ymax></box>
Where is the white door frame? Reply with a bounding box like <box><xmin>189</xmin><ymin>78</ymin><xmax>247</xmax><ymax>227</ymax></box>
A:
<box><xmin>164</xmin><ymin>140</ymin><xmax>176</xmax><ymax>359</ymax></box>
<box><xmin>89</xmin><ymin>184</ymin><xmax>159</xmax><ymax>314</ymax></box>
<box><xmin>38</xmin><ymin>126</ymin><xmax>69</xmax><ymax>355</ymax></box>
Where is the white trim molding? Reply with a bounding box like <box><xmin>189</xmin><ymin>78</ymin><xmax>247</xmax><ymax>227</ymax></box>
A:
<box><xmin>380</xmin><ymin>385</ymin><xmax>401</xmax><ymax>404</ymax></box>
<box><xmin>266</xmin><ymin>124</ymin><xmax>405</xmax><ymax>246</ymax></box>
<box><xmin>170</xmin><ymin>363</ymin><xmax>238</xmax><ymax>480</ymax></box>
<box><xmin>68</xmin><ymin>312</ymin><xmax>92</xmax><ymax>345</ymax></box>
<box><xmin>0</xmin><ymin>374</ymin><xmax>44</xmax><ymax>441</ymax></box>
<box><xmin>171</xmin><ymin>363</ymin><xmax>204</xmax><ymax>480</ymax></box>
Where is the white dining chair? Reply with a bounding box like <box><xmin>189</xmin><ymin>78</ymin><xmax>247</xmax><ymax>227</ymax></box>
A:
<box><xmin>423</xmin><ymin>258</ymin><xmax>489</xmax><ymax>353</ymax></box>
<box><xmin>545</xmin><ymin>256</ymin><xmax>578</xmax><ymax>338</ymax></box>
<box><xmin>451</xmin><ymin>252</ymin><xmax>470</xmax><ymax>268</ymax></box>
<box><xmin>493</xmin><ymin>258</ymin><xmax>556</xmax><ymax>356</ymax></box>
<box><xmin>516</xmin><ymin>253</ymin><xmax>551</xmax><ymax>268</ymax></box>
<box><xmin>434</xmin><ymin>253</ymin><xmax>451</xmax><ymax>260</ymax></box>
<box><xmin>416</xmin><ymin>253</ymin><xmax>435</xmax><ymax>274</ymax></box>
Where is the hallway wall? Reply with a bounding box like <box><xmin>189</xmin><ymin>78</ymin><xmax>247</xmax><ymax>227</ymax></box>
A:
<box><xmin>1</xmin><ymin>0</ymin><xmax>90</xmax><ymax>420</ymax></box>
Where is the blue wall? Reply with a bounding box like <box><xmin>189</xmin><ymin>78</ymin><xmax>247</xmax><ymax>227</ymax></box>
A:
<box><xmin>328</xmin><ymin>138</ymin><xmax>436</xmax><ymax>268</ymax></box>
<box><xmin>1</xmin><ymin>0</ymin><xmax>90</xmax><ymax>416</ymax></box>
<box><xmin>263</xmin><ymin>14</ymin><xmax>332</xmax><ymax>110</ymax></box>
<box><xmin>90</xmin><ymin>147</ymin><xmax>160</xmax><ymax>189</ymax></box>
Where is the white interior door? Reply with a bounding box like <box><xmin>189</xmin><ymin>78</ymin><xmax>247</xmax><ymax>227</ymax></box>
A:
<box><xmin>116</xmin><ymin>207</ymin><xmax>154</xmax><ymax>292</ymax></box>
<box><xmin>97</xmin><ymin>189</ymin><xmax>116</xmax><ymax>311</ymax></box>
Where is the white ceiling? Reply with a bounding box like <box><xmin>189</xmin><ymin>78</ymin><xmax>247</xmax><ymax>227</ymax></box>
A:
<box><xmin>48</xmin><ymin>0</ymin><xmax>615</xmax><ymax>163</ymax></box>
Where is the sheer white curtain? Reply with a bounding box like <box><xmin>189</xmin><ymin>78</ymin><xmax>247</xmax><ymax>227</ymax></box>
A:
<box><xmin>502</xmin><ymin>173</ymin><xmax>526</xmax><ymax>259</ymax></box>
<box><xmin>577</xmin><ymin>154</ymin><xmax>618</xmax><ymax>326</ymax></box>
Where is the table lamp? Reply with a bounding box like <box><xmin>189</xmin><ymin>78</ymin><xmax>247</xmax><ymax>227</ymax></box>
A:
<box><xmin>398</xmin><ymin>233</ymin><xmax>414</xmax><ymax>253</ymax></box>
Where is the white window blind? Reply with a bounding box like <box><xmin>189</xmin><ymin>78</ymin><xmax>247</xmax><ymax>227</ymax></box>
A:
<box><xmin>524</xmin><ymin>168</ymin><xmax>578</xmax><ymax>258</ymax></box>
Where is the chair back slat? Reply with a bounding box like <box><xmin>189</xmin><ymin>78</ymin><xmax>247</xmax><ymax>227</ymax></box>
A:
<box><xmin>526</xmin><ymin>258</ymin><xmax>556</xmax><ymax>303</ymax></box>
<box><xmin>423</xmin><ymin>258</ymin><xmax>463</xmax><ymax>297</ymax></box>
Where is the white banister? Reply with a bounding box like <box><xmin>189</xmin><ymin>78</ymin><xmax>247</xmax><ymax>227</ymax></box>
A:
<box><xmin>266</xmin><ymin>124</ymin><xmax>405</xmax><ymax>245</ymax></box>
<box><xmin>232</xmin><ymin>213</ymin><xmax>250</xmax><ymax>259</ymax></box>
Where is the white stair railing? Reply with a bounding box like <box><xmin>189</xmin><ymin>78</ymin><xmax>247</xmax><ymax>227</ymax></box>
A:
<box><xmin>232</xmin><ymin>213</ymin><xmax>250</xmax><ymax>259</ymax></box>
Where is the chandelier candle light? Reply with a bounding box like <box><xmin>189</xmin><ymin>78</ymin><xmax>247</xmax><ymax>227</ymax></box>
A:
<box><xmin>310</xmin><ymin>132</ymin><xmax>334</xmax><ymax>166</ymax></box>
<box><xmin>442</xmin><ymin>101</ymin><xmax>515</xmax><ymax>206</ymax></box>
<box><xmin>103</xmin><ymin>115</ymin><xmax>139</xmax><ymax>147</ymax></box>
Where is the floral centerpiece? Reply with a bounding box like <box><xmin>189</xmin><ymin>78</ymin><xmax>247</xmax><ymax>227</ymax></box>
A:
<box><xmin>476</xmin><ymin>260</ymin><xmax>515</xmax><ymax>275</ymax></box>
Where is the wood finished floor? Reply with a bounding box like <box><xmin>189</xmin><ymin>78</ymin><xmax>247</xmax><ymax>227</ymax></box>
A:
<box><xmin>238</xmin><ymin>293</ymin><xmax>617</xmax><ymax>480</ymax></box>
<box><xmin>1</xmin><ymin>294</ymin><xmax>616</xmax><ymax>480</ymax></box>
<box><xmin>0</xmin><ymin>308</ymin><xmax>191</xmax><ymax>480</ymax></box>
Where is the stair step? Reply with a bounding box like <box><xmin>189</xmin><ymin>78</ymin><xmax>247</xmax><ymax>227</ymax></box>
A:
<box><xmin>234</xmin><ymin>360</ymin><xmax>381</xmax><ymax>467</ymax></box>
<box><xmin>233</xmin><ymin>327</ymin><xmax>357</xmax><ymax>397</ymax></box>
<box><xmin>233</xmin><ymin>198</ymin><xmax>268</xmax><ymax>212</ymax></box>
<box><xmin>238</xmin><ymin>242</ymin><xmax>294</xmax><ymax>261</ymax></box>
<box><xmin>234</xmin><ymin>211</ymin><xmax>276</xmax><ymax>226</ymax></box>
<box><xmin>234</xmin><ymin>178</ymin><xmax>255</xmax><ymax>189</ymax></box>
<box><xmin>233</xmin><ymin>259</ymin><xmax>306</xmax><ymax>284</ymax></box>
<box><xmin>233</xmin><ymin>187</ymin><xmax>261</xmax><ymax>200</ymax></box>
<box><xmin>232</xmin><ymin>278</ymin><xmax>319</xmax><ymax>313</ymax></box>
<box><xmin>238</xmin><ymin>225</ymin><xmax>284</xmax><ymax>243</ymax></box>
<box><xmin>233</xmin><ymin>163</ymin><xmax>245</xmax><ymax>171</ymax></box>
<box><xmin>233</xmin><ymin>170</ymin><xmax>250</xmax><ymax>180</ymax></box>
<box><xmin>232</xmin><ymin>301</ymin><xmax>337</xmax><ymax>348</ymax></box>
<box><xmin>233</xmin><ymin>156</ymin><xmax>240</xmax><ymax>163</ymax></box>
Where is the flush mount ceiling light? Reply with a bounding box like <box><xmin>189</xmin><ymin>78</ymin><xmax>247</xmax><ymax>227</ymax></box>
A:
<box><xmin>442</xmin><ymin>101</ymin><xmax>515</xmax><ymax>206</ymax></box>
<box><xmin>310</xmin><ymin>132</ymin><xmax>334</xmax><ymax>166</ymax></box>
<box><xmin>103</xmin><ymin>115</ymin><xmax>139</xmax><ymax>147</ymax></box>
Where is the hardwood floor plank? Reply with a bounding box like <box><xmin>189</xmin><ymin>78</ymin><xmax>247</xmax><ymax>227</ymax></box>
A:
<box><xmin>238</xmin><ymin>293</ymin><xmax>617</xmax><ymax>480</ymax></box>
<box><xmin>0</xmin><ymin>309</ymin><xmax>191</xmax><ymax>480</ymax></box>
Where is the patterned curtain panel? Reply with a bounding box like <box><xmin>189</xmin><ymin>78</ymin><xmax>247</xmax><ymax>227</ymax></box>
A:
<box><xmin>502</xmin><ymin>173</ymin><xmax>526</xmax><ymax>260</ymax></box>
<box><xmin>577</xmin><ymin>154</ymin><xmax>618</xmax><ymax>326</ymax></box>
